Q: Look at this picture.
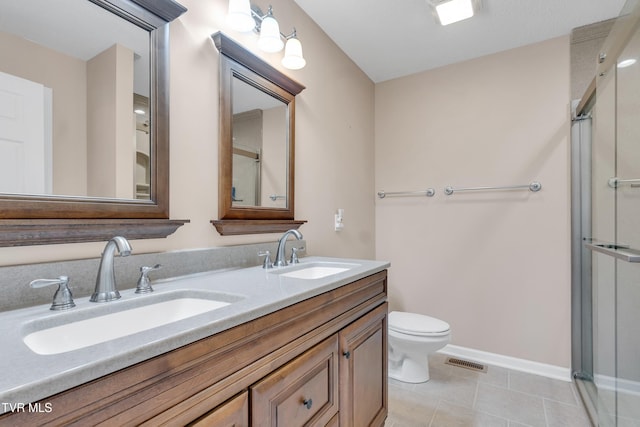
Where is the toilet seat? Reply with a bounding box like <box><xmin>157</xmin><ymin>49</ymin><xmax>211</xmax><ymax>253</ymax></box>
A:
<box><xmin>389</xmin><ymin>311</ymin><xmax>450</xmax><ymax>337</ymax></box>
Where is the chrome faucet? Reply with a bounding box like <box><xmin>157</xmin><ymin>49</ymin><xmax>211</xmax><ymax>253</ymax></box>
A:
<box><xmin>90</xmin><ymin>236</ymin><xmax>132</xmax><ymax>302</ymax></box>
<box><xmin>274</xmin><ymin>229</ymin><xmax>303</xmax><ymax>267</ymax></box>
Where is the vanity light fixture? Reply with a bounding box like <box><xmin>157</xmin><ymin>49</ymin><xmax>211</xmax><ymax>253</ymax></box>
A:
<box><xmin>257</xmin><ymin>6</ymin><xmax>283</xmax><ymax>52</ymax></box>
<box><xmin>227</xmin><ymin>0</ymin><xmax>255</xmax><ymax>32</ymax></box>
<box><xmin>281</xmin><ymin>29</ymin><xmax>306</xmax><ymax>70</ymax></box>
<box><xmin>226</xmin><ymin>1</ymin><xmax>306</xmax><ymax>69</ymax></box>
<box><xmin>430</xmin><ymin>0</ymin><xmax>478</xmax><ymax>26</ymax></box>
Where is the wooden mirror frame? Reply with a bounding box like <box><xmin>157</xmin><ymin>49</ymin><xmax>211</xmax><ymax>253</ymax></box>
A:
<box><xmin>0</xmin><ymin>0</ymin><xmax>189</xmax><ymax>247</ymax></box>
<box><xmin>211</xmin><ymin>32</ymin><xmax>306</xmax><ymax>235</ymax></box>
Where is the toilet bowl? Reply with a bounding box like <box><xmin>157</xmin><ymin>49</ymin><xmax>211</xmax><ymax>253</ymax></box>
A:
<box><xmin>388</xmin><ymin>311</ymin><xmax>451</xmax><ymax>383</ymax></box>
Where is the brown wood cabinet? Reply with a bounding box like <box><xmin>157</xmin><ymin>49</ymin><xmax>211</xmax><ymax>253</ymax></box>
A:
<box><xmin>0</xmin><ymin>270</ymin><xmax>388</xmax><ymax>426</ymax></box>
<box><xmin>339</xmin><ymin>303</ymin><xmax>388</xmax><ymax>427</ymax></box>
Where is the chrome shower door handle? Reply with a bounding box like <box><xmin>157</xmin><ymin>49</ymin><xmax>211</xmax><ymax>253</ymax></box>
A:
<box><xmin>608</xmin><ymin>177</ymin><xmax>640</xmax><ymax>188</ymax></box>
<box><xmin>584</xmin><ymin>243</ymin><xmax>640</xmax><ymax>263</ymax></box>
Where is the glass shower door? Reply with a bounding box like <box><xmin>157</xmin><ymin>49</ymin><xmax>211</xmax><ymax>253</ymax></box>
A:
<box><xmin>588</xmin><ymin>17</ymin><xmax>640</xmax><ymax>425</ymax></box>
<box><xmin>590</xmin><ymin>58</ymin><xmax>617</xmax><ymax>427</ymax></box>
<box><xmin>612</xmin><ymin>22</ymin><xmax>640</xmax><ymax>424</ymax></box>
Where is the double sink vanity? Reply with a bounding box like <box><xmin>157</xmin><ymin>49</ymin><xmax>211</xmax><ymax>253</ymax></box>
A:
<box><xmin>0</xmin><ymin>255</ymin><xmax>389</xmax><ymax>426</ymax></box>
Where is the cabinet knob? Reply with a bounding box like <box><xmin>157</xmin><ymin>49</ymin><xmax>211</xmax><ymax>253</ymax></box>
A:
<box><xmin>343</xmin><ymin>350</ymin><xmax>351</xmax><ymax>359</ymax></box>
<box><xmin>303</xmin><ymin>398</ymin><xmax>313</xmax><ymax>410</ymax></box>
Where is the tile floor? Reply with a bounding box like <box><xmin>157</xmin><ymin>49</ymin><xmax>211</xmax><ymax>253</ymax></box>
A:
<box><xmin>385</xmin><ymin>352</ymin><xmax>592</xmax><ymax>427</ymax></box>
<box><xmin>582</xmin><ymin>381</ymin><xmax>640</xmax><ymax>427</ymax></box>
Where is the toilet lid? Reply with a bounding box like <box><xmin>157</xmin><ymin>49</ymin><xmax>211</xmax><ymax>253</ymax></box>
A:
<box><xmin>389</xmin><ymin>311</ymin><xmax>450</xmax><ymax>336</ymax></box>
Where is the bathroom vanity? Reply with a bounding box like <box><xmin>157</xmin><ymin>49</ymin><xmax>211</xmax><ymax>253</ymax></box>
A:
<box><xmin>0</xmin><ymin>257</ymin><xmax>388</xmax><ymax>426</ymax></box>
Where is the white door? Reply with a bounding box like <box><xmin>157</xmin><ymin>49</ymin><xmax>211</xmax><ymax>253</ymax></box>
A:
<box><xmin>0</xmin><ymin>71</ymin><xmax>52</xmax><ymax>194</ymax></box>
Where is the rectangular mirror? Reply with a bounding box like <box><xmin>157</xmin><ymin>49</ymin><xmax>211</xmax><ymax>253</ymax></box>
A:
<box><xmin>212</xmin><ymin>32</ymin><xmax>306</xmax><ymax>235</ymax></box>
<box><xmin>0</xmin><ymin>0</ymin><xmax>188</xmax><ymax>246</ymax></box>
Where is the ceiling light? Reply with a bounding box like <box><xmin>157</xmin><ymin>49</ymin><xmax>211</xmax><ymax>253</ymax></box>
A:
<box><xmin>134</xmin><ymin>109</ymin><xmax>146</xmax><ymax>115</ymax></box>
<box><xmin>433</xmin><ymin>0</ymin><xmax>476</xmax><ymax>26</ymax></box>
<box><xmin>618</xmin><ymin>58</ymin><xmax>637</xmax><ymax>68</ymax></box>
<box><xmin>226</xmin><ymin>2</ymin><xmax>306</xmax><ymax>69</ymax></box>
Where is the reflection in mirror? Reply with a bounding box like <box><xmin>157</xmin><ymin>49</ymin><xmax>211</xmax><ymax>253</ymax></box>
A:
<box><xmin>231</xmin><ymin>76</ymin><xmax>288</xmax><ymax>208</ymax></box>
<box><xmin>0</xmin><ymin>0</ymin><xmax>150</xmax><ymax>200</ymax></box>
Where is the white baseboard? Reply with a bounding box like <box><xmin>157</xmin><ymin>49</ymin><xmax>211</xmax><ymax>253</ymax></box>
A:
<box><xmin>594</xmin><ymin>374</ymin><xmax>640</xmax><ymax>396</ymax></box>
<box><xmin>438</xmin><ymin>344</ymin><xmax>572</xmax><ymax>382</ymax></box>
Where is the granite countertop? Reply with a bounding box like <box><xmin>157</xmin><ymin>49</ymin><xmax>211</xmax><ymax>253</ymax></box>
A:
<box><xmin>0</xmin><ymin>256</ymin><xmax>389</xmax><ymax>411</ymax></box>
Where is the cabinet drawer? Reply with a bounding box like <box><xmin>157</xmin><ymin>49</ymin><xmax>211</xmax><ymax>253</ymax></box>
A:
<box><xmin>251</xmin><ymin>335</ymin><xmax>339</xmax><ymax>426</ymax></box>
<box><xmin>189</xmin><ymin>391</ymin><xmax>248</xmax><ymax>427</ymax></box>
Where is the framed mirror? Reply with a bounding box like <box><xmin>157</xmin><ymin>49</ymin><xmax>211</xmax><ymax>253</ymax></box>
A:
<box><xmin>211</xmin><ymin>32</ymin><xmax>306</xmax><ymax>235</ymax></box>
<box><xmin>0</xmin><ymin>0</ymin><xmax>188</xmax><ymax>246</ymax></box>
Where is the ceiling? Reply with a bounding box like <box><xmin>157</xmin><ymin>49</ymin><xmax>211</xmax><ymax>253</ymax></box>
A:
<box><xmin>0</xmin><ymin>0</ymin><xmax>148</xmax><ymax>61</ymax></box>
<box><xmin>293</xmin><ymin>0</ymin><xmax>628</xmax><ymax>83</ymax></box>
<box><xmin>0</xmin><ymin>0</ymin><xmax>150</xmax><ymax>95</ymax></box>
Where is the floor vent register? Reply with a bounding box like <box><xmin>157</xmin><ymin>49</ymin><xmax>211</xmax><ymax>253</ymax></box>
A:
<box><xmin>445</xmin><ymin>357</ymin><xmax>488</xmax><ymax>373</ymax></box>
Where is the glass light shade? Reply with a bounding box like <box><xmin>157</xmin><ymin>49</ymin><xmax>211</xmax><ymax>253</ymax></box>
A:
<box><xmin>281</xmin><ymin>37</ymin><xmax>306</xmax><ymax>70</ymax></box>
<box><xmin>258</xmin><ymin>15</ymin><xmax>284</xmax><ymax>52</ymax></box>
<box><xmin>435</xmin><ymin>0</ymin><xmax>474</xmax><ymax>25</ymax></box>
<box><xmin>227</xmin><ymin>0</ymin><xmax>255</xmax><ymax>32</ymax></box>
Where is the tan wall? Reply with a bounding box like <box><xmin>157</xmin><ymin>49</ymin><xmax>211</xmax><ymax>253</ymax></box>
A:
<box><xmin>261</xmin><ymin>105</ymin><xmax>287</xmax><ymax>208</ymax></box>
<box><xmin>87</xmin><ymin>44</ymin><xmax>135</xmax><ymax>198</ymax></box>
<box><xmin>0</xmin><ymin>0</ymin><xmax>376</xmax><ymax>265</ymax></box>
<box><xmin>374</xmin><ymin>36</ymin><xmax>572</xmax><ymax>368</ymax></box>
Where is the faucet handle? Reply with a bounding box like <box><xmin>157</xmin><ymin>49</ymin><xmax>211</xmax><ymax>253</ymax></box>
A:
<box><xmin>258</xmin><ymin>251</ymin><xmax>274</xmax><ymax>269</ymax></box>
<box><xmin>135</xmin><ymin>264</ymin><xmax>161</xmax><ymax>294</ymax></box>
<box><xmin>290</xmin><ymin>246</ymin><xmax>305</xmax><ymax>264</ymax></box>
<box><xmin>30</xmin><ymin>276</ymin><xmax>75</xmax><ymax>311</ymax></box>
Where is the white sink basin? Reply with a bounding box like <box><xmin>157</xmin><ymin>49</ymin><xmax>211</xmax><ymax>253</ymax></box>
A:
<box><xmin>23</xmin><ymin>295</ymin><xmax>235</xmax><ymax>355</ymax></box>
<box><xmin>274</xmin><ymin>261</ymin><xmax>359</xmax><ymax>280</ymax></box>
<box><xmin>280</xmin><ymin>266</ymin><xmax>350</xmax><ymax>279</ymax></box>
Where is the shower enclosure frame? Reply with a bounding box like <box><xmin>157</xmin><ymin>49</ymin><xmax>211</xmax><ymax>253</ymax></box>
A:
<box><xmin>571</xmin><ymin>112</ymin><xmax>593</xmax><ymax>379</ymax></box>
<box><xmin>571</xmin><ymin>112</ymin><xmax>597</xmax><ymax>421</ymax></box>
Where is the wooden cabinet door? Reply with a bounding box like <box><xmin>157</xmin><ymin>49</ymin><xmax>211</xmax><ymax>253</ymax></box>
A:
<box><xmin>251</xmin><ymin>335</ymin><xmax>339</xmax><ymax>426</ymax></box>
<box><xmin>189</xmin><ymin>391</ymin><xmax>249</xmax><ymax>427</ymax></box>
<box><xmin>339</xmin><ymin>303</ymin><xmax>388</xmax><ymax>427</ymax></box>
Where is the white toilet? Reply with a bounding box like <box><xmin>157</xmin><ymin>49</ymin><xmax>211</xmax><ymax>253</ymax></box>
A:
<box><xmin>388</xmin><ymin>311</ymin><xmax>451</xmax><ymax>383</ymax></box>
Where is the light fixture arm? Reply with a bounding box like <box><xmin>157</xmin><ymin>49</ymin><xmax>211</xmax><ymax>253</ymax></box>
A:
<box><xmin>250</xmin><ymin>4</ymin><xmax>296</xmax><ymax>42</ymax></box>
<box><xmin>283</xmin><ymin>28</ymin><xmax>298</xmax><ymax>40</ymax></box>
<box><xmin>249</xmin><ymin>4</ymin><xmax>269</xmax><ymax>31</ymax></box>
